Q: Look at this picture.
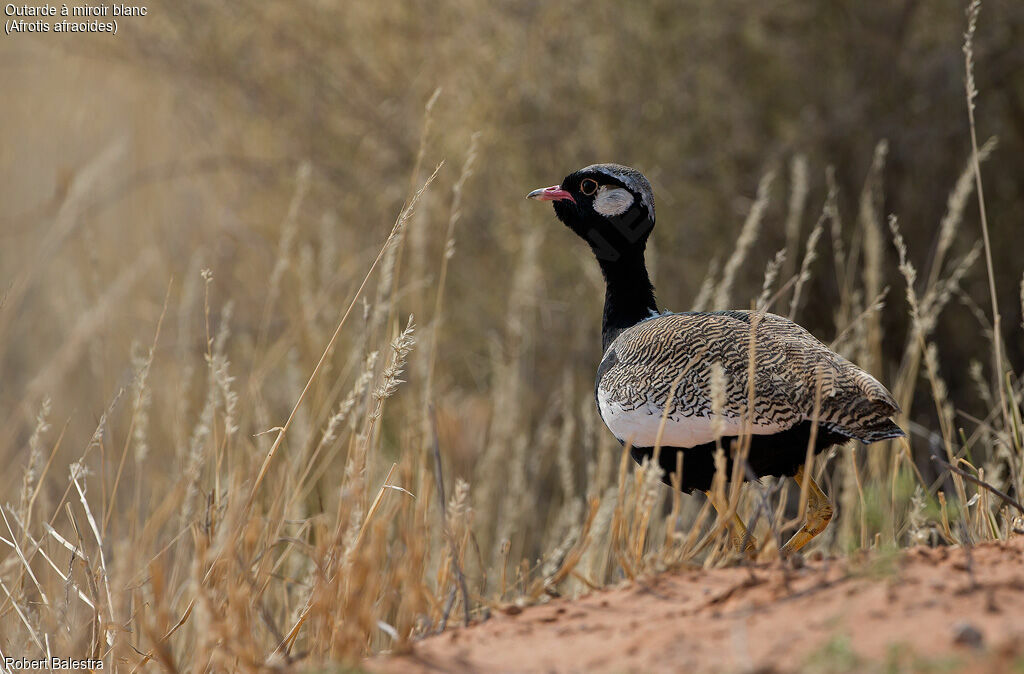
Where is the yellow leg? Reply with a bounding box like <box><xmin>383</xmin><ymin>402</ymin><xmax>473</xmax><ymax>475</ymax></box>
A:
<box><xmin>704</xmin><ymin>490</ymin><xmax>758</xmax><ymax>556</ymax></box>
<box><xmin>783</xmin><ymin>467</ymin><xmax>834</xmax><ymax>552</ymax></box>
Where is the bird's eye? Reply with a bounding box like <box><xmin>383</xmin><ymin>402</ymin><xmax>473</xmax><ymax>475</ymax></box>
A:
<box><xmin>580</xmin><ymin>179</ymin><xmax>598</xmax><ymax>196</ymax></box>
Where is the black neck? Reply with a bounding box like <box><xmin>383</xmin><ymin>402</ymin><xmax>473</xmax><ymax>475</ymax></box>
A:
<box><xmin>598</xmin><ymin>247</ymin><xmax>658</xmax><ymax>352</ymax></box>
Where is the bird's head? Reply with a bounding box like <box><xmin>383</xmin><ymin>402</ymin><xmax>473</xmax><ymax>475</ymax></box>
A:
<box><xmin>527</xmin><ymin>163</ymin><xmax>655</xmax><ymax>262</ymax></box>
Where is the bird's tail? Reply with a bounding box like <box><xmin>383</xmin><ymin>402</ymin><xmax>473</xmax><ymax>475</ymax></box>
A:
<box><xmin>825</xmin><ymin>418</ymin><xmax>905</xmax><ymax>444</ymax></box>
<box><xmin>854</xmin><ymin>419</ymin><xmax>906</xmax><ymax>444</ymax></box>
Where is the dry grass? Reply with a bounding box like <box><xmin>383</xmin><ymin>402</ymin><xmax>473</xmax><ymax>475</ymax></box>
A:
<box><xmin>1</xmin><ymin>1</ymin><xmax>1023</xmax><ymax>670</ymax></box>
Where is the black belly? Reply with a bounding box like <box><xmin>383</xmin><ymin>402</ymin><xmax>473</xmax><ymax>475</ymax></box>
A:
<box><xmin>628</xmin><ymin>420</ymin><xmax>850</xmax><ymax>493</ymax></box>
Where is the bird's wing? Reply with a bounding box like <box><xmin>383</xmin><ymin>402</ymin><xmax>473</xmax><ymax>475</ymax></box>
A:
<box><xmin>595</xmin><ymin>311</ymin><xmax>901</xmax><ymax>448</ymax></box>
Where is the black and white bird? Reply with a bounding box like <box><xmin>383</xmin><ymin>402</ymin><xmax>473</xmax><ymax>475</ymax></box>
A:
<box><xmin>528</xmin><ymin>163</ymin><xmax>904</xmax><ymax>552</ymax></box>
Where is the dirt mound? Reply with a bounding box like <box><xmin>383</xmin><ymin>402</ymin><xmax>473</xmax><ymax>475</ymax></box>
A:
<box><xmin>373</xmin><ymin>537</ymin><xmax>1024</xmax><ymax>673</ymax></box>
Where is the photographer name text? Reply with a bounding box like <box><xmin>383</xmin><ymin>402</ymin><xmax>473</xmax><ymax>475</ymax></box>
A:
<box><xmin>4</xmin><ymin>657</ymin><xmax>103</xmax><ymax>670</ymax></box>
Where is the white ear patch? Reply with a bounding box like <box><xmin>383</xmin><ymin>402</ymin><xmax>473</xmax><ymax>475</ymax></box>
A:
<box><xmin>593</xmin><ymin>186</ymin><xmax>635</xmax><ymax>217</ymax></box>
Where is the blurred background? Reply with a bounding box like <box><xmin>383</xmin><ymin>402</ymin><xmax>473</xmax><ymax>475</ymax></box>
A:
<box><xmin>4</xmin><ymin>2</ymin><xmax>1024</xmax><ymax>431</ymax></box>
<box><xmin>1</xmin><ymin>0</ymin><xmax>1023</xmax><ymax>663</ymax></box>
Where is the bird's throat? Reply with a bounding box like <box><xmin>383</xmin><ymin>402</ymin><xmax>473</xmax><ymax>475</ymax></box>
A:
<box><xmin>598</xmin><ymin>249</ymin><xmax>658</xmax><ymax>352</ymax></box>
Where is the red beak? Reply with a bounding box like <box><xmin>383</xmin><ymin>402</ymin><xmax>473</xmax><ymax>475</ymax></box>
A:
<box><xmin>526</xmin><ymin>184</ymin><xmax>575</xmax><ymax>203</ymax></box>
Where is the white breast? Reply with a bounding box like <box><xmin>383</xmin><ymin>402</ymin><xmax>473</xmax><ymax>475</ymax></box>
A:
<box><xmin>596</xmin><ymin>388</ymin><xmax>786</xmax><ymax>448</ymax></box>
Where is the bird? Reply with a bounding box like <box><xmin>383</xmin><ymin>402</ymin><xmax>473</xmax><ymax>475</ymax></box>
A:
<box><xmin>527</xmin><ymin>163</ymin><xmax>904</xmax><ymax>553</ymax></box>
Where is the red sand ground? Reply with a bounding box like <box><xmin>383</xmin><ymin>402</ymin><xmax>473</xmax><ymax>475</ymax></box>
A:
<box><xmin>373</xmin><ymin>537</ymin><xmax>1024</xmax><ymax>673</ymax></box>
